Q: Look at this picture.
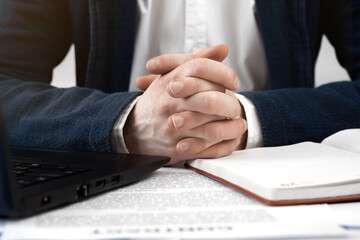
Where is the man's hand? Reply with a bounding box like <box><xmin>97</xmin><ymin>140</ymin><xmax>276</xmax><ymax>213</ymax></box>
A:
<box><xmin>124</xmin><ymin>45</ymin><xmax>247</xmax><ymax>165</ymax></box>
<box><xmin>136</xmin><ymin>44</ymin><xmax>229</xmax><ymax>91</ymax></box>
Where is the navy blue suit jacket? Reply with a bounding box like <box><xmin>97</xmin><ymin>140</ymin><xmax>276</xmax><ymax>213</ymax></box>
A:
<box><xmin>0</xmin><ymin>0</ymin><xmax>359</xmax><ymax>152</ymax></box>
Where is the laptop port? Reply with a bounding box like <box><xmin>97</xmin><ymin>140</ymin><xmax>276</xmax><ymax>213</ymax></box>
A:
<box><xmin>95</xmin><ymin>179</ymin><xmax>106</xmax><ymax>189</ymax></box>
<box><xmin>41</xmin><ymin>195</ymin><xmax>51</xmax><ymax>205</ymax></box>
<box><xmin>110</xmin><ymin>175</ymin><xmax>122</xmax><ymax>185</ymax></box>
<box><xmin>76</xmin><ymin>184</ymin><xmax>89</xmax><ymax>199</ymax></box>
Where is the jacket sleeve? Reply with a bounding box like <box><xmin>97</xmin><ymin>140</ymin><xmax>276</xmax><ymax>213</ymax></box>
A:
<box><xmin>241</xmin><ymin>0</ymin><xmax>360</xmax><ymax>147</ymax></box>
<box><xmin>0</xmin><ymin>0</ymin><xmax>139</xmax><ymax>152</ymax></box>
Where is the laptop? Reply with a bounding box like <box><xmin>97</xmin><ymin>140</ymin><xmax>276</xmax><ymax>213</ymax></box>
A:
<box><xmin>0</xmin><ymin>107</ymin><xmax>170</xmax><ymax>218</ymax></box>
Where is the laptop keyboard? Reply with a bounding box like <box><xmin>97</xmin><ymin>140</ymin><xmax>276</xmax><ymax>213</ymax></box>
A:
<box><xmin>13</xmin><ymin>161</ymin><xmax>89</xmax><ymax>188</ymax></box>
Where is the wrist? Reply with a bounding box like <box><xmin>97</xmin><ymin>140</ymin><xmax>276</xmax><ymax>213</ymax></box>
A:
<box><xmin>111</xmin><ymin>96</ymin><xmax>141</xmax><ymax>153</ymax></box>
<box><xmin>123</xmin><ymin>104</ymin><xmax>139</xmax><ymax>154</ymax></box>
<box><xmin>235</xmin><ymin>93</ymin><xmax>264</xmax><ymax>149</ymax></box>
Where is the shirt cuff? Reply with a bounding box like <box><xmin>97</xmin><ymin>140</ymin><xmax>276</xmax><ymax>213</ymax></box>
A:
<box><xmin>111</xmin><ymin>96</ymin><xmax>141</xmax><ymax>153</ymax></box>
<box><xmin>235</xmin><ymin>93</ymin><xmax>264</xmax><ymax>149</ymax></box>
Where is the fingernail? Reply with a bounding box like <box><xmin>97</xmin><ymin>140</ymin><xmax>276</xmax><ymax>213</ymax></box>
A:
<box><xmin>172</xmin><ymin>115</ymin><xmax>184</xmax><ymax>129</ymax></box>
<box><xmin>178</xmin><ymin>141</ymin><xmax>190</xmax><ymax>152</ymax></box>
<box><xmin>233</xmin><ymin>76</ymin><xmax>240</xmax><ymax>90</ymax></box>
<box><xmin>147</xmin><ymin>58</ymin><xmax>160</xmax><ymax>71</ymax></box>
<box><xmin>170</xmin><ymin>81</ymin><xmax>183</xmax><ymax>95</ymax></box>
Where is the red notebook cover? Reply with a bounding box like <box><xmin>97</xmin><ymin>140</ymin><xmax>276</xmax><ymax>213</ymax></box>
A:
<box><xmin>186</xmin><ymin>164</ymin><xmax>360</xmax><ymax>206</ymax></box>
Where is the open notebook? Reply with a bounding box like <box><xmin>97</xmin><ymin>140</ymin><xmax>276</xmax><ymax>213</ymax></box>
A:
<box><xmin>186</xmin><ymin>129</ymin><xmax>360</xmax><ymax>206</ymax></box>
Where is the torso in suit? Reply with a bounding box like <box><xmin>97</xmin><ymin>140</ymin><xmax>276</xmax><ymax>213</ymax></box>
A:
<box><xmin>0</xmin><ymin>0</ymin><xmax>359</xmax><ymax>151</ymax></box>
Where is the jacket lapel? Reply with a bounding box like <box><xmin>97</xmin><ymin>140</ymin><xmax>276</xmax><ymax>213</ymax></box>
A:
<box><xmin>85</xmin><ymin>0</ymin><xmax>318</xmax><ymax>91</ymax></box>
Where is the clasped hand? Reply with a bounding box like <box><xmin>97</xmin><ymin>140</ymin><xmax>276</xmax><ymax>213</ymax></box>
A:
<box><xmin>124</xmin><ymin>45</ymin><xmax>247</xmax><ymax>165</ymax></box>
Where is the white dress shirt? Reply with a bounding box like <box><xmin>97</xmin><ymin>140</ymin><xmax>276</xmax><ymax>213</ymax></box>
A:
<box><xmin>112</xmin><ymin>0</ymin><xmax>267</xmax><ymax>153</ymax></box>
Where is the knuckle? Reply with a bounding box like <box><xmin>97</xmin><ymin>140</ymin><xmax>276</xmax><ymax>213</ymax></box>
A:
<box><xmin>236</xmin><ymin>122</ymin><xmax>245</xmax><ymax>136</ymax></box>
<box><xmin>218</xmin><ymin>141</ymin><xmax>236</xmax><ymax>158</ymax></box>
<box><xmin>158</xmin><ymin>99</ymin><xmax>173</xmax><ymax>115</ymax></box>
<box><xmin>215</xmin><ymin>147</ymin><xmax>226</xmax><ymax>159</ymax></box>
<box><xmin>239</xmin><ymin>119</ymin><xmax>247</xmax><ymax>134</ymax></box>
<box><xmin>198</xmin><ymin>140</ymin><xmax>208</xmax><ymax>153</ymax></box>
<box><xmin>225</xmin><ymin>142</ymin><xmax>236</xmax><ymax>157</ymax></box>
<box><xmin>203</xmin><ymin>92</ymin><xmax>218</xmax><ymax>112</ymax></box>
<box><xmin>219</xmin><ymin>141</ymin><xmax>235</xmax><ymax>158</ymax></box>
<box><xmin>230</xmin><ymin>99</ymin><xmax>241</xmax><ymax>119</ymax></box>
<box><xmin>209</xmin><ymin>124</ymin><xmax>225</xmax><ymax>142</ymax></box>
<box><xmin>191</xmin><ymin>58</ymin><xmax>208</xmax><ymax>76</ymax></box>
<box><xmin>209</xmin><ymin>146</ymin><xmax>220</xmax><ymax>159</ymax></box>
<box><xmin>194</xmin><ymin>78</ymin><xmax>202</xmax><ymax>92</ymax></box>
<box><xmin>157</xmin><ymin>55</ymin><xmax>168</xmax><ymax>67</ymax></box>
<box><xmin>185</xmin><ymin>139</ymin><xmax>204</xmax><ymax>155</ymax></box>
<box><xmin>230</xmin><ymin>139</ymin><xmax>238</xmax><ymax>152</ymax></box>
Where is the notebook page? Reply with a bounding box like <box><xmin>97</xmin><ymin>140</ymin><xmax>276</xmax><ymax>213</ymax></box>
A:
<box><xmin>188</xmin><ymin>142</ymin><xmax>360</xmax><ymax>200</ymax></box>
<box><xmin>322</xmin><ymin>128</ymin><xmax>360</xmax><ymax>155</ymax></box>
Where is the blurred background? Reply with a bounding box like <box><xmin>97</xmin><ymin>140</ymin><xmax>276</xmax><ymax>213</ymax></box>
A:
<box><xmin>52</xmin><ymin>36</ymin><xmax>350</xmax><ymax>88</ymax></box>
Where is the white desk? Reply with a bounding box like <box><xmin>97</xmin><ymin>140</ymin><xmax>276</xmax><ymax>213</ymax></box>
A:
<box><xmin>1</xmin><ymin>167</ymin><xmax>360</xmax><ymax>240</ymax></box>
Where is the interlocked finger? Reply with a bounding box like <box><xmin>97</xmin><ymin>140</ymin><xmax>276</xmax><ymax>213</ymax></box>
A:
<box><xmin>168</xmin><ymin>111</ymin><xmax>225</xmax><ymax>131</ymax></box>
<box><xmin>168</xmin><ymin>77</ymin><xmax>226</xmax><ymax>98</ymax></box>
<box><xmin>146</xmin><ymin>44</ymin><xmax>229</xmax><ymax>75</ymax></box>
<box><xmin>176</xmin><ymin>118</ymin><xmax>247</xmax><ymax>155</ymax></box>
<box><xmin>196</xmin><ymin>139</ymin><xmax>240</xmax><ymax>159</ymax></box>
<box><xmin>177</xmin><ymin>138</ymin><xmax>239</xmax><ymax>158</ymax></box>
<box><xmin>180</xmin><ymin>91</ymin><xmax>242</xmax><ymax>119</ymax></box>
<box><xmin>171</xmin><ymin>58</ymin><xmax>240</xmax><ymax>91</ymax></box>
<box><xmin>135</xmin><ymin>75</ymin><xmax>159</xmax><ymax>91</ymax></box>
<box><xmin>191</xmin><ymin>118</ymin><xmax>247</xmax><ymax>143</ymax></box>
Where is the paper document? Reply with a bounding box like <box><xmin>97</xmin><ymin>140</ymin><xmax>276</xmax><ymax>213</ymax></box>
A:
<box><xmin>329</xmin><ymin>202</ymin><xmax>360</xmax><ymax>229</ymax></box>
<box><xmin>0</xmin><ymin>220</ymin><xmax>5</xmax><ymax>238</ymax></box>
<box><xmin>3</xmin><ymin>168</ymin><xmax>347</xmax><ymax>239</ymax></box>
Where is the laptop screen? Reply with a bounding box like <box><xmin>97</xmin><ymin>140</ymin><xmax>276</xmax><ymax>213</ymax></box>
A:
<box><xmin>0</xmin><ymin>107</ymin><xmax>18</xmax><ymax>217</ymax></box>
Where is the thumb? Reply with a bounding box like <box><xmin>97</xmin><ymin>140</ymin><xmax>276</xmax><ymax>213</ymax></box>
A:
<box><xmin>135</xmin><ymin>75</ymin><xmax>159</xmax><ymax>91</ymax></box>
<box><xmin>193</xmin><ymin>44</ymin><xmax>228</xmax><ymax>62</ymax></box>
<box><xmin>147</xmin><ymin>44</ymin><xmax>229</xmax><ymax>75</ymax></box>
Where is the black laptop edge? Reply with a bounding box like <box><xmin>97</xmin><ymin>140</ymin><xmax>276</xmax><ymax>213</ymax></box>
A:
<box><xmin>0</xmin><ymin>106</ymin><xmax>170</xmax><ymax>218</ymax></box>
